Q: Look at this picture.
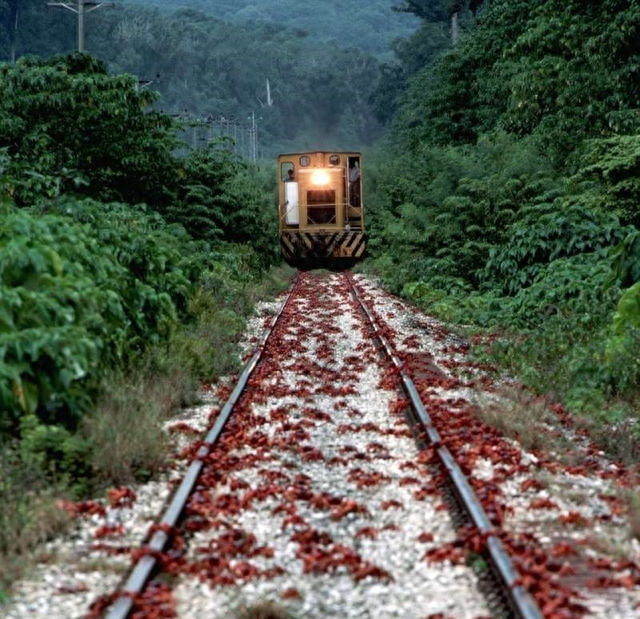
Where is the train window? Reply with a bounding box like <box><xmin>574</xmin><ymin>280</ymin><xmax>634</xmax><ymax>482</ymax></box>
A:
<box><xmin>299</xmin><ymin>156</ymin><xmax>311</xmax><ymax>166</ymax></box>
<box><xmin>281</xmin><ymin>162</ymin><xmax>295</xmax><ymax>182</ymax></box>
<box><xmin>329</xmin><ymin>155</ymin><xmax>340</xmax><ymax>165</ymax></box>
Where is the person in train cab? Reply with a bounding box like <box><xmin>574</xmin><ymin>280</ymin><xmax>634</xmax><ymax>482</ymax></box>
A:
<box><xmin>349</xmin><ymin>160</ymin><xmax>360</xmax><ymax>206</ymax></box>
<box><xmin>286</xmin><ymin>169</ymin><xmax>295</xmax><ymax>182</ymax></box>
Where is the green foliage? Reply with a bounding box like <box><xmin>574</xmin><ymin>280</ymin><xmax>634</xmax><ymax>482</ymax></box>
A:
<box><xmin>41</xmin><ymin>199</ymin><xmax>193</xmax><ymax>329</ymax></box>
<box><xmin>0</xmin><ymin>54</ymin><xmax>179</xmax><ymax>207</ymax></box>
<box><xmin>368</xmin><ymin>132</ymin><xmax>559</xmax><ymax>291</ymax></box>
<box><xmin>3</xmin><ymin>1</ymin><xmax>398</xmax><ymax>156</ymax></box>
<box><xmin>402</xmin><ymin>280</ymin><xmax>462</xmax><ymax>321</ymax></box>
<box><xmin>1</xmin><ymin>52</ymin><xmax>278</xmax><ymax>269</ymax></box>
<box><xmin>5</xmin><ymin>0</ymin><xmax>392</xmax><ymax>156</ymax></box>
<box><xmin>167</xmin><ymin>147</ymin><xmax>278</xmax><ymax>267</ymax></box>
<box><xmin>394</xmin><ymin>0</ymin><xmax>455</xmax><ymax>21</ymax></box>
<box><xmin>217</xmin><ymin>169</ymin><xmax>279</xmax><ymax>267</ymax></box>
<box><xmin>0</xmin><ymin>199</ymin><xmax>215</xmax><ymax>433</ymax></box>
<box><xmin>129</xmin><ymin>0</ymin><xmax>419</xmax><ymax>57</ymax></box>
<box><xmin>481</xmin><ymin>198</ymin><xmax>624</xmax><ymax>294</ymax></box>
<box><xmin>578</xmin><ymin>134</ymin><xmax>640</xmax><ymax>226</ymax></box>
<box><xmin>1</xmin><ymin>206</ymin><xmax>127</xmax><ymax>430</ymax></box>
<box><xmin>393</xmin><ymin>0</ymin><xmax>640</xmax><ymax>168</ymax></box>
<box><xmin>0</xmin><ymin>9</ymin><xmax>298</xmax><ymax>583</ymax></box>
<box><xmin>607</xmin><ymin>229</ymin><xmax>640</xmax><ymax>293</ymax></box>
<box><xmin>502</xmin><ymin>253</ymin><xmax>615</xmax><ymax>329</ymax></box>
<box><xmin>392</xmin><ymin>0</ymin><xmax>534</xmax><ymax>148</ymax></box>
<box><xmin>89</xmin><ymin>7</ymin><xmax>386</xmax><ymax>154</ymax></box>
<box><xmin>0</xmin><ymin>443</ymin><xmax>71</xmax><ymax>593</ymax></box>
<box><xmin>19</xmin><ymin>414</ymin><xmax>93</xmax><ymax>491</ymax></box>
<box><xmin>0</xmin><ymin>51</ymin><xmax>280</xmax><ymax>454</ymax></box>
<box><xmin>612</xmin><ymin>283</ymin><xmax>640</xmax><ymax>335</ymax></box>
<box><xmin>362</xmin><ymin>0</ymin><xmax>640</xmax><ymax>461</ymax></box>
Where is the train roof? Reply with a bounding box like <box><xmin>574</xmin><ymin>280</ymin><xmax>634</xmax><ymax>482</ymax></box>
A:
<box><xmin>278</xmin><ymin>150</ymin><xmax>361</xmax><ymax>157</ymax></box>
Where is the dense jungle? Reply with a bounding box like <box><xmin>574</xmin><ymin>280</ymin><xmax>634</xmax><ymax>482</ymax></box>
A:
<box><xmin>1</xmin><ymin>0</ymin><xmax>639</xmax><ymax>597</ymax></box>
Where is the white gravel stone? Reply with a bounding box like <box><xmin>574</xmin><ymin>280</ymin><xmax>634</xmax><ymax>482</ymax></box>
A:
<box><xmin>3</xmin><ymin>273</ymin><xmax>639</xmax><ymax>619</ymax></box>
<box><xmin>169</xmin><ymin>273</ymin><xmax>489</xmax><ymax>618</ymax></box>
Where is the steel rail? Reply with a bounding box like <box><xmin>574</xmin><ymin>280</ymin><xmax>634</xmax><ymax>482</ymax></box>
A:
<box><xmin>105</xmin><ymin>276</ymin><xmax>299</xmax><ymax>619</ymax></box>
<box><xmin>346</xmin><ymin>273</ymin><xmax>543</xmax><ymax>619</ymax></box>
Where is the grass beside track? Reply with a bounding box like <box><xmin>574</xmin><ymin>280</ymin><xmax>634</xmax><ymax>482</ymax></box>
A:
<box><xmin>0</xmin><ymin>264</ymin><xmax>295</xmax><ymax>599</ymax></box>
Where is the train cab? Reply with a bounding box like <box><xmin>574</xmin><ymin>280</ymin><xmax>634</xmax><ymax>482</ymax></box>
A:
<box><xmin>277</xmin><ymin>151</ymin><xmax>366</xmax><ymax>268</ymax></box>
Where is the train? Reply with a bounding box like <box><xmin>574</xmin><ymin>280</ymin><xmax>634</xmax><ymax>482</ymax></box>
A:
<box><xmin>277</xmin><ymin>151</ymin><xmax>366</xmax><ymax>268</ymax></box>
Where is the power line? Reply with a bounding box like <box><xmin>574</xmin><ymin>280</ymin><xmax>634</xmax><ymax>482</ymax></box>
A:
<box><xmin>179</xmin><ymin>112</ymin><xmax>260</xmax><ymax>162</ymax></box>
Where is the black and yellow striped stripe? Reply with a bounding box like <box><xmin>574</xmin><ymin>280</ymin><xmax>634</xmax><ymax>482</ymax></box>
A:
<box><xmin>280</xmin><ymin>230</ymin><xmax>366</xmax><ymax>265</ymax></box>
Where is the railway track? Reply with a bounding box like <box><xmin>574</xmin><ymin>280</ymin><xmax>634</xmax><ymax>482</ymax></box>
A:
<box><xmin>92</xmin><ymin>270</ymin><xmax>540</xmax><ymax>619</ymax></box>
<box><xmin>5</xmin><ymin>271</ymin><xmax>640</xmax><ymax>619</ymax></box>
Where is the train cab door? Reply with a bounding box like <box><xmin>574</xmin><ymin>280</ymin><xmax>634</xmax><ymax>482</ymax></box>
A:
<box><xmin>347</xmin><ymin>155</ymin><xmax>362</xmax><ymax>228</ymax></box>
<box><xmin>281</xmin><ymin>161</ymin><xmax>299</xmax><ymax>225</ymax></box>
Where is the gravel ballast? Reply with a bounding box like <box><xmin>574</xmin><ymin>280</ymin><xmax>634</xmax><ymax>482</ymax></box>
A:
<box><xmin>3</xmin><ymin>271</ymin><xmax>640</xmax><ymax>619</ymax></box>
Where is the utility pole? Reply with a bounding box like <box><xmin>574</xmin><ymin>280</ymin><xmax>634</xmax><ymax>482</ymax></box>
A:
<box><xmin>47</xmin><ymin>1</ymin><xmax>115</xmax><ymax>53</ymax></box>
<box><xmin>9</xmin><ymin>1</ymin><xmax>19</xmax><ymax>62</ymax></box>
<box><xmin>451</xmin><ymin>11</ymin><xmax>460</xmax><ymax>44</ymax></box>
<box><xmin>249</xmin><ymin>111</ymin><xmax>257</xmax><ymax>163</ymax></box>
<box><xmin>266</xmin><ymin>78</ymin><xmax>273</xmax><ymax>107</ymax></box>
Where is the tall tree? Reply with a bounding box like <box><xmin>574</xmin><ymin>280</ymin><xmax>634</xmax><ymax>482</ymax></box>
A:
<box><xmin>394</xmin><ymin>0</ymin><xmax>486</xmax><ymax>42</ymax></box>
<box><xmin>394</xmin><ymin>0</ymin><xmax>451</xmax><ymax>21</ymax></box>
<box><xmin>394</xmin><ymin>0</ymin><xmax>485</xmax><ymax>18</ymax></box>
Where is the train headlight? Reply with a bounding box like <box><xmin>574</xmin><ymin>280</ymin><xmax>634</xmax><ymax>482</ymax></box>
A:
<box><xmin>310</xmin><ymin>170</ymin><xmax>330</xmax><ymax>186</ymax></box>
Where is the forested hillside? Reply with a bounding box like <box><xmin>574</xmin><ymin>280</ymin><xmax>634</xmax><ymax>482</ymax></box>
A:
<box><xmin>0</xmin><ymin>0</ymin><xmax>422</xmax><ymax>155</ymax></box>
<box><xmin>368</xmin><ymin>0</ymin><xmax>640</xmax><ymax>457</ymax></box>
<box><xmin>129</xmin><ymin>0</ymin><xmax>419</xmax><ymax>57</ymax></box>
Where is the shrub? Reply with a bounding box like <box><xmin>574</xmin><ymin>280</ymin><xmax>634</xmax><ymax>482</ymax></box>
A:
<box><xmin>0</xmin><ymin>198</ymin><xmax>217</xmax><ymax>433</ymax></box>
<box><xmin>0</xmin><ymin>54</ymin><xmax>179</xmax><ymax>209</ymax></box>
<box><xmin>0</xmin><ymin>206</ymin><xmax>129</xmax><ymax>430</ymax></box>
<box><xmin>579</xmin><ymin>135</ymin><xmax>640</xmax><ymax>227</ymax></box>
<box><xmin>480</xmin><ymin>198</ymin><xmax>624</xmax><ymax>294</ymax></box>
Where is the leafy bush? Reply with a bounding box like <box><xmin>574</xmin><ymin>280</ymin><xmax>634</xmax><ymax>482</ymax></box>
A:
<box><xmin>42</xmin><ymin>197</ymin><xmax>205</xmax><ymax>319</ymax></box>
<box><xmin>579</xmin><ymin>135</ymin><xmax>640</xmax><ymax>227</ymax></box>
<box><xmin>0</xmin><ymin>199</ymin><xmax>215</xmax><ymax>433</ymax></box>
<box><xmin>506</xmin><ymin>254</ymin><xmax>614</xmax><ymax>328</ymax></box>
<box><xmin>166</xmin><ymin>150</ymin><xmax>279</xmax><ymax>268</ymax></box>
<box><xmin>1</xmin><ymin>207</ymin><xmax>128</xmax><ymax>430</ymax></box>
<box><xmin>367</xmin><ymin>134</ymin><xmax>560</xmax><ymax>292</ymax></box>
<box><xmin>394</xmin><ymin>0</ymin><xmax>640</xmax><ymax>168</ymax></box>
<box><xmin>363</xmin><ymin>0</ymin><xmax>640</xmax><ymax>466</ymax></box>
<box><xmin>609</xmin><ymin>229</ymin><xmax>640</xmax><ymax>289</ymax></box>
<box><xmin>0</xmin><ymin>54</ymin><xmax>179</xmax><ymax>208</ymax></box>
<box><xmin>481</xmin><ymin>199</ymin><xmax>625</xmax><ymax>294</ymax></box>
<box><xmin>19</xmin><ymin>414</ymin><xmax>93</xmax><ymax>491</ymax></box>
<box><xmin>612</xmin><ymin>282</ymin><xmax>640</xmax><ymax>335</ymax></box>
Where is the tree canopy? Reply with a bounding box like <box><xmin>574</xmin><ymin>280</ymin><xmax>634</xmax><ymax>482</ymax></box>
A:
<box><xmin>127</xmin><ymin>0</ymin><xmax>419</xmax><ymax>57</ymax></box>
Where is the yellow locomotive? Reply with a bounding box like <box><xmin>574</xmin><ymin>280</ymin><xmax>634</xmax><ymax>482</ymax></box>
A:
<box><xmin>277</xmin><ymin>151</ymin><xmax>366</xmax><ymax>268</ymax></box>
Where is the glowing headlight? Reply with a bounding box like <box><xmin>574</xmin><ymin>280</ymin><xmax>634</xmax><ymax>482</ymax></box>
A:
<box><xmin>310</xmin><ymin>170</ymin><xmax>330</xmax><ymax>186</ymax></box>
